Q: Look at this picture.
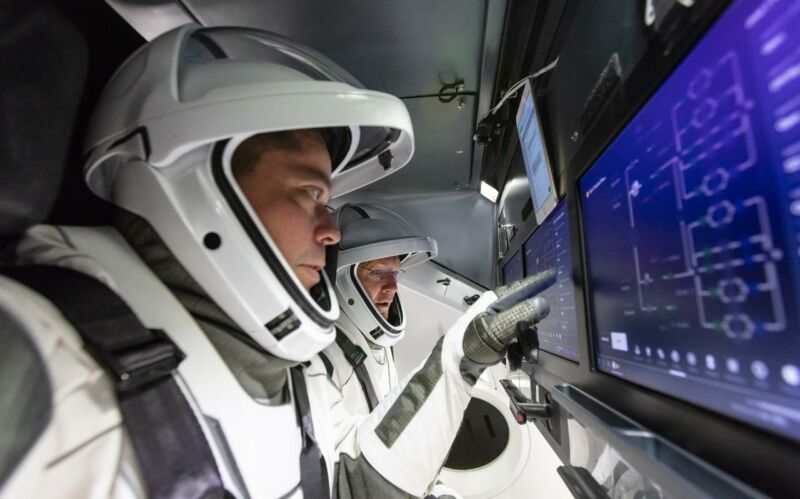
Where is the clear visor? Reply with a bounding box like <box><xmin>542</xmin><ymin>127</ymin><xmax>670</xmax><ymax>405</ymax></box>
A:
<box><xmin>213</xmin><ymin>137</ymin><xmax>336</xmax><ymax>324</ymax></box>
<box><xmin>352</xmin><ymin>263</ymin><xmax>404</xmax><ymax>330</ymax></box>
<box><xmin>179</xmin><ymin>28</ymin><xmax>400</xmax><ymax>172</ymax></box>
<box><xmin>335</xmin><ymin>203</ymin><xmax>438</xmax><ymax>270</ymax></box>
<box><xmin>179</xmin><ymin>27</ymin><xmax>363</xmax><ymax>88</ymax></box>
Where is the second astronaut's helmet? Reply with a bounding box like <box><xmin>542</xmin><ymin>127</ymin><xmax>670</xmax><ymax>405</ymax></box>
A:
<box><xmin>334</xmin><ymin>203</ymin><xmax>437</xmax><ymax>347</ymax></box>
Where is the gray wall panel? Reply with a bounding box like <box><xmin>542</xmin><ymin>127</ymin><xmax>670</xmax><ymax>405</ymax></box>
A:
<box><xmin>364</xmin><ymin>95</ymin><xmax>477</xmax><ymax>193</ymax></box>
<box><xmin>183</xmin><ymin>0</ymin><xmax>486</xmax><ymax>98</ymax></box>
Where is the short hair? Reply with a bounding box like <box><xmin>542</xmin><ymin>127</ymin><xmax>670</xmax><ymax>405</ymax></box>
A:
<box><xmin>231</xmin><ymin>129</ymin><xmax>325</xmax><ymax>180</ymax></box>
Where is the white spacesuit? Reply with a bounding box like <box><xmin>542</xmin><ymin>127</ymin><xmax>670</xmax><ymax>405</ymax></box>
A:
<box><xmin>2</xmin><ymin>23</ymin><xmax>555</xmax><ymax>499</ymax></box>
<box><xmin>3</xmin><ymin>24</ymin><xmax>414</xmax><ymax>499</ymax></box>
<box><xmin>311</xmin><ymin>203</ymin><xmax>462</xmax><ymax>497</ymax></box>
<box><xmin>322</xmin><ymin>203</ymin><xmax>438</xmax><ymax>414</ymax></box>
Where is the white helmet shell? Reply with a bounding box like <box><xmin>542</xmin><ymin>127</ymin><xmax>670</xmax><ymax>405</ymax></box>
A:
<box><xmin>334</xmin><ymin>204</ymin><xmax>437</xmax><ymax>347</ymax></box>
<box><xmin>82</xmin><ymin>25</ymin><xmax>415</xmax><ymax>362</ymax></box>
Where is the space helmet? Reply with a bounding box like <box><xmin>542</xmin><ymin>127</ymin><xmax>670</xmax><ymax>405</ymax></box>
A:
<box><xmin>334</xmin><ymin>203</ymin><xmax>437</xmax><ymax>347</ymax></box>
<box><xmin>82</xmin><ymin>25</ymin><xmax>414</xmax><ymax>361</ymax></box>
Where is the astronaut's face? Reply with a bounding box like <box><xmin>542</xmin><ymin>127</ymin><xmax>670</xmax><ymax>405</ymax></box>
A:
<box><xmin>356</xmin><ymin>256</ymin><xmax>402</xmax><ymax>319</ymax></box>
<box><xmin>236</xmin><ymin>130</ymin><xmax>341</xmax><ymax>290</ymax></box>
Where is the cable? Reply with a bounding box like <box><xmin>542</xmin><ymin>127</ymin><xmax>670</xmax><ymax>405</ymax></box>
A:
<box><xmin>487</xmin><ymin>57</ymin><xmax>559</xmax><ymax>116</ymax></box>
<box><xmin>473</xmin><ymin>57</ymin><xmax>559</xmax><ymax>145</ymax></box>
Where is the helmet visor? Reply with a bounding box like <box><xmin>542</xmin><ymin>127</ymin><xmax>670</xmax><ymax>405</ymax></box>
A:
<box><xmin>176</xmin><ymin>27</ymin><xmax>412</xmax><ymax>195</ymax></box>
<box><xmin>212</xmin><ymin>138</ymin><xmax>337</xmax><ymax>325</ymax></box>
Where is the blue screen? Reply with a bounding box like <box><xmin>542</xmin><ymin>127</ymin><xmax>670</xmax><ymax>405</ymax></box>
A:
<box><xmin>579</xmin><ymin>0</ymin><xmax>800</xmax><ymax>441</ymax></box>
<box><xmin>503</xmin><ymin>249</ymin><xmax>524</xmax><ymax>285</ymax></box>
<box><xmin>518</xmin><ymin>91</ymin><xmax>554</xmax><ymax>212</ymax></box>
<box><xmin>524</xmin><ymin>200</ymin><xmax>579</xmax><ymax>362</ymax></box>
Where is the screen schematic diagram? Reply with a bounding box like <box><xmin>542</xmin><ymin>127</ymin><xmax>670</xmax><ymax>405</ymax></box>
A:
<box><xmin>580</xmin><ymin>0</ymin><xmax>800</xmax><ymax>442</ymax></box>
<box><xmin>626</xmin><ymin>50</ymin><xmax>785</xmax><ymax>341</ymax></box>
<box><xmin>524</xmin><ymin>200</ymin><xmax>579</xmax><ymax>362</ymax></box>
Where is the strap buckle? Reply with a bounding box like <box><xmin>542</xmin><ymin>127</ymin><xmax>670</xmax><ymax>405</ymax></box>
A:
<box><xmin>85</xmin><ymin>328</ymin><xmax>185</xmax><ymax>394</ymax></box>
<box><xmin>335</xmin><ymin>329</ymin><xmax>367</xmax><ymax>368</ymax></box>
<box><xmin>344</xmin><ymin>346</ymin><xmax>367</xmax><ymax>368</ymax></box>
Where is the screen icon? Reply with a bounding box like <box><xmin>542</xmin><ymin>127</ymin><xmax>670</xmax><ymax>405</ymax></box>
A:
<box><xmin>751</xmin><ymin>361</ymin><xmax>769</xmax><ymax>380</ymax></box>
<box><xmin>705</xmin><ymin>355</ymin><xmax>717</xmax><ymax>370</ymax></box>
<box><xmin>726</xmin><ymin>358</ymin><xmax>740</xmax><ymax>374</ymax></box>
<box><xmin>782</xmin><ymin>365</ymin><xmax>800</xmax><ymax>386</ymax></box>
<box><xmin>611</xmin><ymin>331</ymin><xmax>629</xmax><ymax>352</ymax></box>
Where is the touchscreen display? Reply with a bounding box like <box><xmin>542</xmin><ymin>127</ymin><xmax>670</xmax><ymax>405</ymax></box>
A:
<box><xmin>524</xmin><ymin>200</ymin><xmax>579</xmax><ymax>361</ymax></box>
<box><xmin>502</xmin><ymin>249</ymin><xmax>524</xmax><ymax>285</ymax></box>
<box><xmin>579</xmin><ymin>0</ymin><xmax>800</xmax><ymax>441</ymax></box>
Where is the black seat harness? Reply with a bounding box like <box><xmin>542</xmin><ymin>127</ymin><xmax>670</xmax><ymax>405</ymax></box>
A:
<box><xmin>290</xmin><ymin>365</ymin><xmax>331</xmax><ymax>498</ymax></box>
<box><xmin>333</xmin><ymin>329</ymin><xmax>380</xmax><ymax>411</ymax></box>
<box><xmin>4</xmin><ymin>264</ymin><xmax>337</xmax><ymax>498</ymax></box>
<box><xmin>4</xmin><ymin>265</ymin><xmax>226</xmax><ymax>499</ymax></box>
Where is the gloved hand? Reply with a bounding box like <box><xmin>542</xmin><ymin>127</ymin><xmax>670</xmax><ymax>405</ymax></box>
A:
<box><xmin>461</xmin><ymin>269</ymin><xmax>555</xmax><ymax>372</ymax></box>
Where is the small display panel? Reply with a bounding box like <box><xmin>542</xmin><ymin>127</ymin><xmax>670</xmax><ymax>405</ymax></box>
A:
<box><xmin>502</xmin><ymin>249</ymin><xmax>524</xmax><ymax>285</ymax></box>
<box><xmin>517</xmin><ymin>80</ymin><xmax>558</xmax><ymax>224</ymax></box>
<box><xmin>579</xmin><ymin>0</ymin><xmax>800</xmax><ymax>441</ymax></box>
<box><xmin>524</xmin><ymin>200</ymin><xmax>579</xmax><ymax>362</ymax></box>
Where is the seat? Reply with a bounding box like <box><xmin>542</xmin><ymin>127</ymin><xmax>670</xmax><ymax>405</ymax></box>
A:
<box><xmin>0</xmin><ymin>0</ymin><xmax>87</xmax><ymax>491</ymax></box>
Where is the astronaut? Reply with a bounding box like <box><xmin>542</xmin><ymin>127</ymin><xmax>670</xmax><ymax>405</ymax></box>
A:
<box><xmin>4</xmin><ymin>24</ymin><xmax>411</xmax><ymax>498</ymax></box>
<box><xmin>3</xmin><ymin>24</ymin><xmax>555</xmax><ymax>499</ymax></box>
<box><xmin>316</xmin><ymin>203</ymin><xmax>462</xmax><ymax>497</ymax></box>
<box><xmin>321</xmin><ymin>203</ymin><xmax>438</xmax><ymax>415</ymax></box>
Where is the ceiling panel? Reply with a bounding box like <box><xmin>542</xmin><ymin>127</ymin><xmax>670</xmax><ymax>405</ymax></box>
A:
<box><xmin>183</xmin><ymin>0</ymin><xmax>486</xmax><ymax>97</ymax></box>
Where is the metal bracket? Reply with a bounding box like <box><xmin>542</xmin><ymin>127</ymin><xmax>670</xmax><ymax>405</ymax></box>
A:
<box><xmin>500</xmin><ymin>378</ymin><xmax>550</xmax><ymax>424</ymax></box>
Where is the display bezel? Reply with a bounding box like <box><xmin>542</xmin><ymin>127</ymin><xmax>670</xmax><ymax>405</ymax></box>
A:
<box><xmin>575</xmin><ymin>0</ymin><xmax>800</xmax><ymax>445</ymax></box>
<box><xmin>522</xmin><ymin>198</ymin><xmax>580</xmax><ymax>363</ymax></box>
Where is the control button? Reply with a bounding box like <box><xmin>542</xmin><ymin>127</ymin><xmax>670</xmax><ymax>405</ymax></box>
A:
<box><xmin>751</xmin><ymin>361</ymin><xmax>769</xmax><ymax>380</ymax></box>
<box><xmin>705</xmin><ymin>355</ymin><xmax>717</xmax><ymax>370</ymax></box>
<box><xmin>686</xmin><ymin>352</ymin><xmax>697</xmax><ymax>366</ymax></box>
<box><xmin>611</xmin><ymin>332</ymin><xmax>629</xmax><ymax>352</ymax></box>
<box><xmin>671</xmin><ymin>350</ymin><xmax>681</xmax><ymax>363</ymax></box>
<box><xmin>657</xmin><ymin>348</ymin><xmax>665</xmax><ymax>360</ymax></box>
<box><xmin>726</xmin><ymin>358</ymin><xmax>740</xmax><ymax>374</ymax></box>
<box><xmin>781</xmin><ymin>364</ymin><xmax>800</xmax><ymax>386</ymax></box>
<box><xmin>645</xmin><ymin>346</ymin><xmax>652</xmax><ymax>357</ymax></box>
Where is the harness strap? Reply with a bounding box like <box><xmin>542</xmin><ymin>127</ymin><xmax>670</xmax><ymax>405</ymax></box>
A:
<box><xmin>4</xmin><ymin>265</ymin><xmax>226</xmax><ymax>499</ymax></box>
<box><xmin>335</xmin><ymin>329</ymin><xmax>379</xmax><ymax>411</ymax></box>
<box><xmin>290</xmin><ymin>364</ymin><xmax>331</xmax><ymax>498</ymax></box>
